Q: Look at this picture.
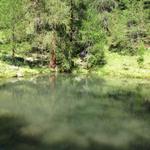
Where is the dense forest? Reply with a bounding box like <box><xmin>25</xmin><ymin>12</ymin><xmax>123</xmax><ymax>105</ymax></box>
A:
<box><xmin>0</xmin><ymin>0</ymin><xmax>150</xmax><ymax>76</ymax></box>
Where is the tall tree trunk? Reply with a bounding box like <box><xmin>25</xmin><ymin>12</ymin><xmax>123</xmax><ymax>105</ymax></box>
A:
<box><xmin>70</xmin><ymin>0</ymin><xmax>74</xmax><ymax>42</ymax></box>
<box><xmin>12</xmin><ymin>26</ymin><xmax>16</xmax><ymax>58</ymax></box>
<box><xmin>49</xmin><ymin>32</ymin><xmax>57</xmax><ymax>69</ymax></box>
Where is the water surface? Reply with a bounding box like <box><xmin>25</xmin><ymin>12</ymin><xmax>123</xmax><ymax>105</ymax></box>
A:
<box><xmin>0</xmin><ymin>75</ymin><xmax>150</xmax><ymax>150</ymax></box>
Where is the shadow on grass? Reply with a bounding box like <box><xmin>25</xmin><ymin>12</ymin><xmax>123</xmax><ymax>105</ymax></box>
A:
<box><xmin>1</xmin><ymin>55</ymin><xmax>48</xmax><ymax>68</ymax></box>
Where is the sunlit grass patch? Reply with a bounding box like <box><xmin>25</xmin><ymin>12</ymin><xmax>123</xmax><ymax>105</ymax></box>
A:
<box><xmin>97</xmin><ymin>51</ymin><xmax>150</xmax><ymax>79</ymax></box>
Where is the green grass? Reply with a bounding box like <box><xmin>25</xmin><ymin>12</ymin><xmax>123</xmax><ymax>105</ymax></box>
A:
<box><xmin>96</xmin><ymin>50</ymin><xmax>150</xmax><ymax>79</ymax></box>
<box><xmin>0</xmin><ymin>60</ymin><xmax>51</xmax><ymax>78</ymax></box>
<box><xmin>1</xmin><ymin>50</ymin><xmax>150</xmax><ymax>79</ymax></box>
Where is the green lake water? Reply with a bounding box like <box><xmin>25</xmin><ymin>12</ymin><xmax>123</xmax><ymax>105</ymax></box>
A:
<box><xmin>0</xmin><ymin>74</ymin><xmax>150</xmax><ymax>150</ymax></box>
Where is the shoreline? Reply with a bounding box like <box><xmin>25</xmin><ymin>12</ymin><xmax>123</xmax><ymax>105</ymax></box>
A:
<box><xmin>0</xmin><ymin>65</ymin><xmax>150</xmax><ymax>80</ymax></box>
<box><xmin>0</xmin><ymin>51</ymin><xmax>150</xmax><ymax>80</ymax></box>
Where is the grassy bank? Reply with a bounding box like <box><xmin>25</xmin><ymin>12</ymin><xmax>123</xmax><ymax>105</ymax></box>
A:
<box><xmin>96</xmin><ymin>51</ymin><xmax>150</xmax><ymax>79</ymax></box>
<box><xmin>0</xmin><ymin>60</ymin><xmax>51</xmax><ymax>78</ymax></box>
<box><xmin>0</xmin><ymin>50</ymin><xmax>150</xmax><ymax>79</ymax></box>
<box><xmin>0</xmin><ymin>43</ymin><xmax>51</xmax><ymax>78</ymax></box>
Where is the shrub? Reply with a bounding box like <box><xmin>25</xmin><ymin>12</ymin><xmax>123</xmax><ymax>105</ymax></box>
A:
<box><xmin>137</xmin><ymin>42</ymin><xmax>146</xmax><ymax>67</ymax></box>
<box><xmin>87</xmin><ymin>44</ymin><xmax>107</xmax><ymax>68</ymax></box>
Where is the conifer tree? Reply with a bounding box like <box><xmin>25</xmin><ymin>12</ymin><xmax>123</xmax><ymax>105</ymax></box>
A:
<box><xmin>0</xmin><ymin>0</ymin><xmax>28</xmax><ymax>57</ymax></box>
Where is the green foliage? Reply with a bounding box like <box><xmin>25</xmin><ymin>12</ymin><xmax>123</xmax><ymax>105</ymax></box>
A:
<box><xmin>0</xmin><ymin>0</ymin><xmax>28</xmax><ymax>57</ymax></box>
<box><xmin>88</xmin><ymin>49</ymin><xmax>106</xmax><ymax>68</ymax></box>
<box><xmin>0</xmin><ymin>0</ymin><xmax>26</xmax><ymax>27</ymax></box>
<box><xmin>109</xmin><ymin>0</ymin><xmax>149</xmax><ymax>55</ymax></box>
<box><xmin>81</xmin><ymin>7</ymin><xmax>107</xmax><ymax>68</ymax></box>
<box><xmin>92</xmin><ymin>0</ymin><xmax>117</xmax><ymax>12</ymax></box>
<box><xmin>56</xmin><ymin>46</ymin><xmax>73</xmax><ymax>73</ymax></box>
<box><xmin>0</xmin><ymin>0</ymin><xmax>149</xmax><ymax>72</ymax></box>
<box><xmin>137</xmin><ymin>42</ymin><xmax>146</xmax><ymax>67</ymax></box>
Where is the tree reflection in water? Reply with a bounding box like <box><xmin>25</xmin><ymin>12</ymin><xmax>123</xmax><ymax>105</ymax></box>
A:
<box><xmin>0</xmin><ymin>75</ymin><xmax>150</xmax><ymax>150</ymax></box>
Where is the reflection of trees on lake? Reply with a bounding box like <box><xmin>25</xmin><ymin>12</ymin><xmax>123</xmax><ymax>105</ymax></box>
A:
<box><xmin>0</xmin><ymin>115</ymin><xmax>150</xmax><ymax>150</ymax></box>
<box><xmin>49</xmin><ymin>74</ymin><xmax>57</xmax><ymax>92</ymax></box>
<box><xmin>0</xmin><ymin>76</ymin><xmax>150</xmax><ymax>150</ymax></box>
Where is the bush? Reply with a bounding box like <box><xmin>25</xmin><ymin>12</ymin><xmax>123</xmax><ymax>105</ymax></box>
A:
<box><xmin>80</xmin><ymin>7</ymin><xmax>107</xmax><ymax>68</ymax></box>
<box><xmin>87</xmin><ymin>44</ymin><xmax>106</xmax><ymax>68</ymax></box>
<box><xmin>137</xmin><ymin>42</ymin><xmax>146</xmax><ymax>67</ymax></box>
<box><xmin>109</xmin><ymin>39</ymin><xmax>136</xmax><ymax>55</ymax></box>
<box><xmin>93</xmin><ymin>0</ymin><xmax>117</xmax><ymax>12</ymax></box>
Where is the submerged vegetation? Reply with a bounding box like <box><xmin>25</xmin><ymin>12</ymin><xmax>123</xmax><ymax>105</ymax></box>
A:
<box><xmin>0</xmin><ymin>0</ymin><xmax>150</xmax><ymax>77</ymax></box>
